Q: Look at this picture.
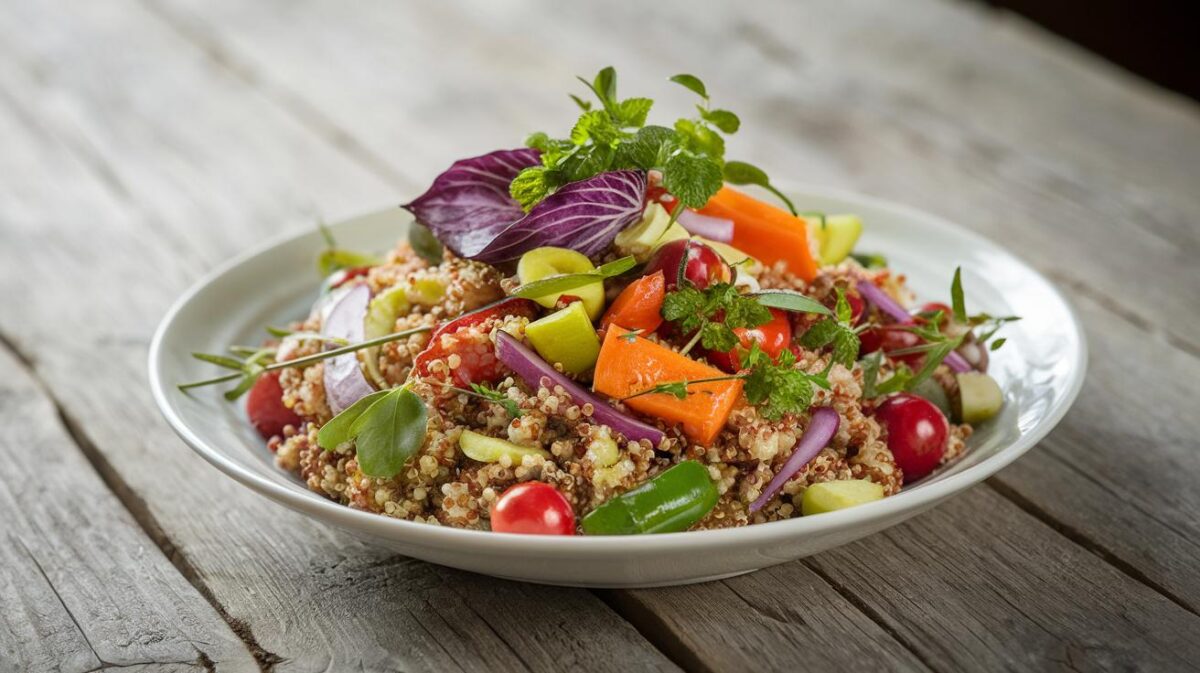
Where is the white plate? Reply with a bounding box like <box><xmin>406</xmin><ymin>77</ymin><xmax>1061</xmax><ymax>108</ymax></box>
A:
<box><xmin>149</xmin><ymin>185</ymin><xmax>1086</xmax><ymax>588</ymax></box>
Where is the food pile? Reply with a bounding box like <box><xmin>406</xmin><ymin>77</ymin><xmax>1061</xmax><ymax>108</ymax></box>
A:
<box><xmin>183</xmin><ymin>69</ymin><xmax>1015</xmax><ymax>534</ymax></box>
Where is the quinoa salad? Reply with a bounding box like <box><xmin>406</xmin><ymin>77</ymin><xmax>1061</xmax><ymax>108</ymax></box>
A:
<box><xmin>182</xmin><ymin>69</ymin><xmax>1015</xmax><ymax>535</ymax></box>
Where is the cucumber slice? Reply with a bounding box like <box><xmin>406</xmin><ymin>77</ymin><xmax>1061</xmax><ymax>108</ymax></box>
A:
<box><xmin>459</xmin><ymin>429</ymin><xmax>549</xmax><ymax>463</ymax></box>
<box><xmin>525</xmin><ymin>301</ymin><xmax>601</xmax><ymax>375</ymax></box>
<box><xmin>363</xmin><ymin>285</ymin><xmax>410</xmax><ymax>388</ymax></box>
<box><xmin>956</xmin><ymin>371</ymin><xmax>1003</xmax><ymax>423</ymax></box>
<box><xmin>815</xmin><ymin>214</ymin><xmax>863</xmax><ymax>265</ymax></box>
<box><xmin>801</xmin><ymin>480</ymin><xmax>885</xmax><ymax>515</ymax></box>
<box><xmin>517</xmin><ymin>246</ymin><xmax>605</xmax><ymax>320</ymax></box>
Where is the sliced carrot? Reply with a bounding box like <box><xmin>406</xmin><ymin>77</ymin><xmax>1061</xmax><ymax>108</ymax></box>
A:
<box><xmin>600</xmin><ymin>271</ymin><xmax>665</xmax><ymax>335</ymax></box>
<box><xmin>592</xmin><ymin>327</ymin><xmax>743</xmax><ymax>447</ymax></box>
<box><xmin>699</xmin><ymin>186</ymin><xmax>818</xmax><ymax>282</ymax></box>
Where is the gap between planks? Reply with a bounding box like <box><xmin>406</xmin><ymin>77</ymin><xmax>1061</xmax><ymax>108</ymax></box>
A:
<box><xmin>37</xmin><ymin>0</ymin><xmax>1200</xmax><ymax>667</ymax></box>
<box><xmin>0</xmin><ymin>331</ymin><xmax>285</xmax><ymax>673</ymax></box>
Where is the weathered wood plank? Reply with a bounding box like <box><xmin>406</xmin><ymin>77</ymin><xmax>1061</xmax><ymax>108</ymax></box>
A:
<box><xmin>136</xmin><ymin>0</ymin><xmax>1200</xmax><ymax>665</ymax></box>
<box><xmin>0</xmin><ymin>344</ymin><xmax>258</xmax><ymax>672</ymax></box>
<box><xmin>806</xmin><ymin>485</ymin><xmax>1200</xmax><ymax>671</ymax></box>
<box><xmin>0</xmin><ymin>1</ymin><xmax>678</xmax><ymax>671</ymax></box>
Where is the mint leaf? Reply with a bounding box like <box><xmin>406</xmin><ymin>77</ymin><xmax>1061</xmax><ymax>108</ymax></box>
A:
<box><xmin>674</xmin><ymin>119</ymin><xmax>725</xmax><ymax>161</ymax></box>
<box><xmin>351</xmin><ymin>387</ymin><xmax>428</xmax><ymax>478</ymax></box>
<box><xmin>663</xmin><ymin>151</ymin><xmax>723</xmax><ymax>208</ymax></box>
<box><xmin>509</xmin><ymin>166</ymin><xmax>553</xmax><ymax>210</ymax></box>
<box><xmin>699</xmin><ymin>107</ymin><xmax>740</xmax><ymax>134</ymax></box>
<box><xmin>568</xmin><ymin>94</ymin><xmax>592</xmax><ymax>111</ymax></box>
<box><xmin>669</xmin><ymin>73</ymin><xmax>708</xmax><ymax>99</ymax></box>
<box><xmin>614</xmin><ymin>125</ymin><xmax>677</xmax><ymax>169</ymax></box>
<box><xmin>593</xmin><ymin>67</ymin><xmax>617</xmax><ymax>106</ymax></box>
<box><xmin>800</xmin><ymin>319</ymin><xmax>839</xmax><ymax>349</ymax></box>
<box><xmin>617</xmin><ymin>98</ymin><xmax>654</xmax><ymax>128</ymax></box>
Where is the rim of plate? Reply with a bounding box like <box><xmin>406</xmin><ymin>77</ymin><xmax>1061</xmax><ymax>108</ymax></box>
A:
<box><xmin>148</xmin><ymin>182</ymin><xmax>1087</xmax><ymax>556</ymax></box>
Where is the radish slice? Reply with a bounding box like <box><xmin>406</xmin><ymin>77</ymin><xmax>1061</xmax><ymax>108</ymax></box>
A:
<box><xmin>856</xmin><ymin>279</ymin><xmax>971</xmax><ymax>373</ymax></box>
<box><xmin>749</xmin><ymin>407</ymin><xmax>839</xmax><ymax>513</ymax></box>
<box><xmin>676</xmin><ymin>209</ymin><xmax>734</xmax><ymax>242</ymax></box>
<box><xmin>322</xmin><ymin>283</ymin><xmax>376</xmax><ymax>414</ymax></box>
<box><xmin>495</xmin><ymin>331</ymin><xmax>665</xmax><ymax>446</ymax></box>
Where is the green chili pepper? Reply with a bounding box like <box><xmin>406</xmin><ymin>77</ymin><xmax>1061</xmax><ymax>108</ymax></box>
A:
<box><xmin>581</xmin><ymin>461</ymin><xmax>719</xmax><ymax>535</ymax></box>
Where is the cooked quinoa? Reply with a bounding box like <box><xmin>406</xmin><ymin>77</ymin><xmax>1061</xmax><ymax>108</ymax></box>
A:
<box><xmin>266</xmin><ymin>239</ymin><xmax>976</xmax><ymax>532</ymax></box>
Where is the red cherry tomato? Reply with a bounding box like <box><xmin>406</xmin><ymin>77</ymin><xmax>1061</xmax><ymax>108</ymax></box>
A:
<box><xmin>858</xmin><ymin>325</ymin><xmax>926</xmax><ymax>365</ymax></box>
<box><xmin>707</xmin><ymin>308</ymin><xmax>793</xmax><ymax>373</ymax></box>
<box><xmin>642</xmin><ymin>239</ymin><xmax>731</xmax><ymax>292</ymax></box>
<box><xmin>414</xmin><ymin>297</ymin><xmax>539</xmax><ymax>387</ymax></box>
<box><xmin>490</xmin><ymin>482</ymin><xmax>576</xmax><ymax>535</ymax></box>
<box><xmin>246</xmin><ymin>371</ymin><xmax>303</xmax><ymax>440</ymax></box>
<box><xmin>874</xmin><ymin>393</ymin><xmax>948</xmax><ymax>482</ymax></box>
<box><xmin>328</xmin><ymin>266</ymin><xmax>372</xmax><ymax>290</ymax></box>
<box><xmin>644</xmin><ymin>184</ymin><xmax>679</xmax><ymax>213</ymax></box>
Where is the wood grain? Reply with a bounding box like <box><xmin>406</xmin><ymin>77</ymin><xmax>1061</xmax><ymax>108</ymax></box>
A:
<box><xmin>2</xmin><ymin>0</ymin><xmax>1199</xmax><ymax>670</ymax></box>
<box><xmin>0</xmin><ymin>1</ymin><xmax>676</xmax><ymax>671</ymax></box>
<box><xmin>0</xmin><ymin>344</ymin><xmax>258</xmax><ymax>672</ymax></box>
<box><xmin>130</xmin><ymin>0</ymin><xmax>1200</xmax><ymax>668</ymax></box>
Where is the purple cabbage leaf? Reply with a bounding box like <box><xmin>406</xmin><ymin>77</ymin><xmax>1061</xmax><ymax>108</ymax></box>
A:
<box><xmin>403</xmin><ymin>149</ymin><xmax>647</xmax><ymax>263</ymax></box>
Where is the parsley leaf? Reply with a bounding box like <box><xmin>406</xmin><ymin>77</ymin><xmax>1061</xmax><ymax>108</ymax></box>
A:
<box><xmin>741</xmin><ymin>345</ymin><xmax>825</xmax><ymax>421</ymax></box>
<box><xmin>799</xmin><ymin>289</ymin><xmax>860</xmax><ymax>368</ymax></box>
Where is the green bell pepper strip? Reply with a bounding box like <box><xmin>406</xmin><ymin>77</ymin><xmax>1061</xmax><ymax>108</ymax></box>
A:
<box><xmin>581</xmin><ymin>461</ymin><xmax>719</xmax><ymax>535</ymax></box>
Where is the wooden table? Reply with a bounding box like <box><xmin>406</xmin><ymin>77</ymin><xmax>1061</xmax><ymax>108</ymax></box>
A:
<box><xmin>3</xmin><ymin>1</ymin><xmax>1198</xmax><ymax>670</ymax></box>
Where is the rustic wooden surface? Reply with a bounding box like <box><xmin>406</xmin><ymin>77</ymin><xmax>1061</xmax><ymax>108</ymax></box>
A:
<box><xmin>1</xmin><ymin>0</ymin><xmax>1197</xmax><ymax>671</ymax></box>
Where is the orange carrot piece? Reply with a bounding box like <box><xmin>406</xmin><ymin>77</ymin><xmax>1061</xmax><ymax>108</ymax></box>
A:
<box><xmin>600</xmin><ymin>271</ymin><xmax>665</xmax><ymax>334</ymax></box>
<box><xmin>592</xmin><ymin>327</ymin><xmax>743</xmax><ymax>446</ymax></box>
<box><xmin>699</xmin><ymin>186</ymin><xmax>818</xmax><ymax>282</ymax></box>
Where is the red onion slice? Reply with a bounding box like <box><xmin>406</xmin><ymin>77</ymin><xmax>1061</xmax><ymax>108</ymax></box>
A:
<box><xmin>322</xmin><ymin>283</ymin><xmax>376</xmax><ymax>414</ymax></box>
<box><xmin>676</xmin><ymin>209</ymin><xmax>734</xmax><ymax>243</ymax></box>
<box><xmin>856</xmin><ymin>279</ymin><xmax>971</xmax><ymax>373</ymax></box>
<box><xmin>749</xmin><ymin>407</ymin><xmax>840</xmax><ymax>513</ymax></box>
<box><xmin>495</xmin><ymin>331</ymin><xmax>665</xmax><ymax>446</ymax></box>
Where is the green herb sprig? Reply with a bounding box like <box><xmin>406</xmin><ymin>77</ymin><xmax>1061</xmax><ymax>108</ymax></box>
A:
<box><xmin>316</xmin><ymin>386</ymin><xmax>427</xmax><ymax>479</ymax></box>
<box><xmin>512</xmin><ymin>68</ymin><xmax>792</xmax><ymax>214</ymax></box>
<box><xmin>179</xmin><ymin>325</ymin><xmax>433</xmax><ymax>400</ymax></box>
<box><xmin>799</xmin><ymin>288</ymin><xmax>862</xmax><ymax>369</ymax></box>
<box><xmin>661</xmin><ymin>282</ymin><xmax>773</xmax><ymax>355</ymax></box>
<box><xmin>621</xmin><ymin>343</ymin><xmax>829</xmax><ymax>421</ymax></box>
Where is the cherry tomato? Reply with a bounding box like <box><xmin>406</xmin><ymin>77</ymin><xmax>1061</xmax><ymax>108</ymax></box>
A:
<box><xmin>707</xmin><ymin>308</ymin><xmax>793</xmax><ymax>373</ymax></box>
<box><xmin>246</xmin><ymin>371</ymin><xmax>303</xmax><ymax>440</ymax></box>
<box><xmin>642</xmin><ymin>239</ymin><xmax>731</xmax><ymax>292</ymax></box>
<box><xmin>644</xmin><ymin>183</ymin><xmax>679</xmax><ymax>213</ymax></box>
<box><xmin>490</xmin><ymin>482</ymin><xmax>576</xmax><ymax>535</ymax></box>
<box><xmin>874</xmin><ymin>393</ymin><xmax>948</xmax><ymax>482</ymax></box>
<box><xmin>859</xmin><ymin>325</ymin><xmax>926</xmax><ymax>365</ymax></box>
<box><xmin>414</xmin><ymin>297</ymin><xmax>539</xmax><ymax>387</ymax></box>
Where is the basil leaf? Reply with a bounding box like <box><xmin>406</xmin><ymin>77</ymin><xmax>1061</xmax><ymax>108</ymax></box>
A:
<box><xmin>510</xmin><ymin>256</ymin><xmax>636</xmax><ymax>299</ymax></box>
<box><xmin>752</xmin><ymin>290</ymin><xmax>832</xmax><ymax>316</ymax></box>
<box><xmin>408</xmin><ymin>222</ymin><xmax>444</xmax><ymax>265</ymax></box>
<box><xmin>317</xmin><ymin>389</ymin><xmax>391</xmax><ymax>450</ymax></box>
<box><xmin>351</xmin><ymin>388</ymin><xmax>428</xmax><ymax>478</ymax></box>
